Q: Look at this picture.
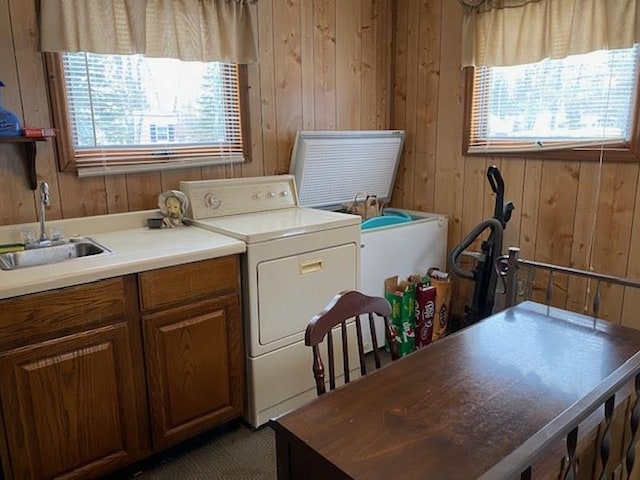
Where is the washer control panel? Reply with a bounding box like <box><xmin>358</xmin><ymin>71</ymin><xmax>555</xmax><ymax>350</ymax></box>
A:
<box><xmin>180</xmin><ymin>175</ymin><xmax>298</xmax><ymax>219</ymax></box>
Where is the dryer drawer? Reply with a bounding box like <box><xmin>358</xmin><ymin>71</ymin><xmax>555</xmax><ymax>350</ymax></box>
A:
<box><xmin>257</xmin><ymin>243</ymin><xmax>357</xmax><ymax>346</ymax></box>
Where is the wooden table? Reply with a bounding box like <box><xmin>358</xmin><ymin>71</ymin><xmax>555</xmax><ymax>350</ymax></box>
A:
<box><xmin>270</xmin><ymin>301</ymin><xmax>640</xmax><ymax>479</ymax></box>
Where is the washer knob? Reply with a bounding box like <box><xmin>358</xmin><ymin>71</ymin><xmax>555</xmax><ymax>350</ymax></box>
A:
<box><xmin>280</xmin><ymin>191</ymin><xmax>289</xmax><ymax>197</ymax></box>
<box><xmin>268</xmin><ymin>192</ymin><xmax>276</xmax><ymax>198</ymax></box>
<box><xmin>204</xmin><ymin>193</ymin><xmax>221</xmax><ymax>209</ymax></box>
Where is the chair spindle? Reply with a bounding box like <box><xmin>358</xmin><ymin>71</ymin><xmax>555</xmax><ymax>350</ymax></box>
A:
<box><xmin>327</xmin><ymin>330</ymin><xmax>335</xmax><ymax>391</ymax></box>
<box><xmin>341</xmin><ymin>321</ymin><xmax>349</xmax><ymax>384</ymax></box>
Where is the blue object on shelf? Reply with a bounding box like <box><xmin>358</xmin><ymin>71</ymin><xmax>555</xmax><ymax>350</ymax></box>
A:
<box><xmin>0</xmin><ymin>81</ymin><xmax>22</xmax><ymax>138</ymax></box>
<box><xmin>361</xmin><ymin>212</ymin><xmax>412</xmax><ymax>230</ymax></box>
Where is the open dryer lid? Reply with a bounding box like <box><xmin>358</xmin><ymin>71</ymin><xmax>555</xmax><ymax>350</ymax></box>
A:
<box><xmin>289</xmin><ymin>130</ymin><xmax>405</xmax><ymax>210</ymax></box>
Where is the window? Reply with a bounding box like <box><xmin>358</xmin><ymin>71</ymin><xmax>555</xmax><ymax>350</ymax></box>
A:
<box><xmin>47</xmin><ymin>52</ymin><xmax>249</xmax><ymax>175</ymax></box>
<box><xmin>465</xmin><ymin>45</ymin><xmax>640</xmax><ymax>160</ymax></box>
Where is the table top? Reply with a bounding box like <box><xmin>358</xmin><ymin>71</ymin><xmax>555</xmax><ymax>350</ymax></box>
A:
<box><xmin>271</xmin><ymin>301</ymin><xmax>640</xmax><ymax>480</ymax></box>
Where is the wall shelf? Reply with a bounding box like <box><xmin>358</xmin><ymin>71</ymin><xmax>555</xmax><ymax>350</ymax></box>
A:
<box><xmin>0</xmin><ymin>136</ymin><xmax>50</xmax><ymax>190</ymax></box>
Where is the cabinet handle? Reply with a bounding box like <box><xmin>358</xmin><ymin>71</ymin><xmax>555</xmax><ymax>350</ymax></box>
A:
<box><xmin>299</xmin><ymin>259</ymin><xmax>323</xmax><ymax>275</ymax></box>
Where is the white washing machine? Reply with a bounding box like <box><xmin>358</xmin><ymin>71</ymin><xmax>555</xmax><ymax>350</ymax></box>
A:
<box><xmin>180</xmin><ymin>175</ymin><xmax>361</xmax><ymax>428</ymax></box>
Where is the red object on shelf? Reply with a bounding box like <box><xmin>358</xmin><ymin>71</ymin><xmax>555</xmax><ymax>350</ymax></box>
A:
<box><xmin>22</xmin><ymin>127</ymin><xmax>56</xmax><ymax>138</ymax></box>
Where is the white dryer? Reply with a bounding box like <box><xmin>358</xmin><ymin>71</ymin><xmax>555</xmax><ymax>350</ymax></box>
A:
<box><xmin>181</xmin><ymin>175</ymin><xmax>360</xmax><ymax>428</ymax></box>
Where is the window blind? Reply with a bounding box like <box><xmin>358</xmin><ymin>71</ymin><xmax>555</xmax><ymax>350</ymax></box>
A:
<box><xmin>468</xmin><ymin>46</ymin><xmax>640</xmax><ymax>154</ymax></box>
<box><xmin>60</xmin><ymin>52</ymin><xmax>245</xmax><ymax>175</ymax></box>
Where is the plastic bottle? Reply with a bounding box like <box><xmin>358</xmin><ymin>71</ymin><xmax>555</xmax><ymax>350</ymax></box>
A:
<box><xmin>0</xmin><ymin>81</ymin><xmax>22</xmax><ymax>137</ymax></box>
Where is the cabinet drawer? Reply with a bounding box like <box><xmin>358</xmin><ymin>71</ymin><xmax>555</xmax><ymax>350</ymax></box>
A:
<box><xmin>0</xmin><ymin>277</ymin><xmax>133</xmax><ymax>351</ymax></box>
<box><xmin>138</xmin><ymin>256</ymin><xmax>239</xmax><ymax>311</ymax></box>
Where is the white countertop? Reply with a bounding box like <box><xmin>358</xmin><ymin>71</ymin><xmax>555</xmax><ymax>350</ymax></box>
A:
<box><xmin>0</xmin><ymin>211</ymin><xmax>246</xmax><ymax>300</ymax></box>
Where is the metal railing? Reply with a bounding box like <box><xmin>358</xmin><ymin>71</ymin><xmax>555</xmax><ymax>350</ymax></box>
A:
<box><xmin>491</xmin><ymin>246</ymin><xmax>640</xmax><ymax>479</ymax></box>
<box><xmin>498</xmin><ymin>247</ymin><xmax>640</xmax><ymax>317</ymax></box>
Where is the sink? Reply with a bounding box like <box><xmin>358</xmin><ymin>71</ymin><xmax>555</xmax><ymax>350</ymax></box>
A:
<box><xmin>0</xmin><ymin>238</ymin><xmax>112</xmax><ymax>271</ymax></box>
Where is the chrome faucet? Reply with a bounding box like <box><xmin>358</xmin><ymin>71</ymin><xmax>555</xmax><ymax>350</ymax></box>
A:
<box><xmin>37</xmin><ymin>182</ymin><xmax>52</xmax><ymax>246</ymax></box>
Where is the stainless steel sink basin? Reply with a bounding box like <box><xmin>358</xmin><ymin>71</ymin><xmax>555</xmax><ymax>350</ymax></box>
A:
<box><xmin>0</xmin><ymin>238</ymin><xmax>112</xmax><ymax>271</ymax></box>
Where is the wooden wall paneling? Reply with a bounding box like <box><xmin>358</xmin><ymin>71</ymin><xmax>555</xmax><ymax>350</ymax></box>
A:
<box><xmin>461</xmin><ymin>159</ymin><xmax>488</xmax><ymax>251</ymax></box>
<box><xmin>516</xmin><ymin>159</ymin><xmax>543</xmax><ymax>303</ymax></box>
<box><xmin>313</xmin><ymin>0</ymin><xmax>336</xmax><ymax>130</ymax></box>
<box><xmin>390</xmin><ymin>0</ymin><xmax>409</xmax><ymax>208</ymax></box>
<box><xmin>125</xmin><ymin>173</ymin><xmax>162</xmax><ymax>211</ymax></box>
<box><xmin>300</xmin><ymin>0</ymin><xmax>315</xmax><ymax>131</ymax></box>
<box><xmin>432</xmin><ymin>0</ymin><xmax>464</xmax><ymax>248</ymax></box>
<box><xmin>413</xmin><ymin>0</ymin><xmax>441</xmax><ymax>214</ymax></box>
<box><xmin>0</xmin><ymin>145</ymin><xmax>37</xmax><ymax>226</ymax></box>
<box><xmin>0</xmin><ymin>1</ymin><xmax>20</xmax><ymax>118</ymax></box>
<box><xmin>360</xmin><ymin>0</ymin><xmax>374</xmax><ymax>129</ymax></box>
<box><xmin>335</xmin><ymin>0</ymin><xmax>362</xmax><ymax>131</ymax></box>
<box><xmin>105</xmin><ymin>175</ymin><xmax>130</xmax><ymax>214</ymax></box>
<box><xmin>242</xmin><ymin>61</ymin><xmax>265</xmax><ymax>178</ymax></box>
<box><xmin>518</xmin><ymin>159</ymin><xmax>543</xmax><ymax>260</ymax></box>
<box><xmin>273</xmin><ymin>0</ymin><xmax>303</xmax><ymax>175</ymax></box>
<box><xmin>201</xmin><ymin>165</ymin><xmax>229</xmax><ymax>180</ymax></box>
<box><xmin>498</xmin><ymin>157</ymin><xmax>525</xmax><ymax>252</ymax></box>
<box><xmin>241</xmin><ymin>9</ymin><xmax>264</xmax><ymax>178</ymax></box>
<box><xmin>0</xmin><ymin>0</ymin><xmax>37</xmax><ymax>226</ymax></box>
<box><xmin>398</xmin><ymin>0</ymin><xmax>420</xmax><ymax>210</ymax></box>
<box><xmin>375</xmin><ymin>0</ymin><xmax>392</xmax><ymax>129</ymax></box>
<box><xmin>9</xmin><ymin>0</ymin><xmax>66</xmax><ymax>221</ymax></box>
<box><xmin>432</xmin><ymin>0</ymin><xmax>465</xmax><ymax>319</ymax></box>
<box><xmin>621</xmin><ymin>176</ymin><xmax>640</xmax><ymax>330</ymax></box>
<box><xmin>566</xmin><ymin>162</ymin><xmax>638</xmax><ymax>323</ymax></box>
<box><xmin>565</xmin><ymin>162</ymin><xmax>598</xmax><ymax>317</ymax></box>
<box><xmin>533</xmin><ymin>161</ymin><xmax>580</xmax><ymax>308</ymax></box>
<box><xmin>57</xmin><ymin>173</ymin><xmax>108</xmax><ymax>219</ymax></box>
<box><xmin>160</xmin><ymin>168</ymin><xmax>202</xmax><ymax>192</ymax></box>
<box><xmin>226</xmin><ymin>162</ymin><xmax>242</xmax><ymax>179</ymax></box>
<box><xmin>589</xmin><ymin>162</ymin><xmax>637</xmax><ymax>323</ymax></box>
<box><xmin>256</xmin><ymin>0</ymin><xmax>278</xmax><ymax>176</ymax></box>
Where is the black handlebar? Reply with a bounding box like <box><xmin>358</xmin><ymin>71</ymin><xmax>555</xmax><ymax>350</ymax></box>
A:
<box><xmin>449</xmin><ymin>218</ymin><xmax>504</xmax><ymax>281</ymax></box>
<box><xmin>486</xmin><ymin>165</ymin><xmax>504</xmax><ymax>196</ymax></box>
<box><xmin>487</xmin><ymin>166</ymin><xmax>505</xmax><ymax>223</ymax></box>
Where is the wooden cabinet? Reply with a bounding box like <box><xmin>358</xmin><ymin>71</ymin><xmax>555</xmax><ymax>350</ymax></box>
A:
<box><xmin>139</xmin><ymin>257</ymin><xmax>244</xmax><ymax>449</ymax></box>
<box><xmin>0</xmin><ymin>276</ymin><xmax>149</xmax><ymax>480</ymax></box>
<box><xmin>0</xmin><ymin>255</ymin><xmax>244</xmax><ymax>479</ymax></box>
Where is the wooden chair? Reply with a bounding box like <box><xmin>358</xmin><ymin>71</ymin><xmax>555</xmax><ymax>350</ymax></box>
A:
<box><xmin>304</xmin><ymin>290</ymin><xmax>400</xmax><ymax>396</ymax></box>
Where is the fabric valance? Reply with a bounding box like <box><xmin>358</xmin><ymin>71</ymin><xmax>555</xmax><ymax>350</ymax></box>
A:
<box><xmin>462</xmin><ymin>0</ymin><xmax>640</xmax><ymax>67</ymax></box>
<box><xmin>40</xmin><ymin>0</ymin><xmax>259</xmax><ymax>64</ymax></box>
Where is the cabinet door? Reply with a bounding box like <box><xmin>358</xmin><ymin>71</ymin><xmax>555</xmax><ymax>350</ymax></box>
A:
<box><xmin>143</xmin><ymin>295</ymin><xmax>244</xmax><ymax>449</ymax></box>
<box><xmin>0</xmin><ymin>323</ymin><xmax>143</xmax><ymax>480</ymax></box>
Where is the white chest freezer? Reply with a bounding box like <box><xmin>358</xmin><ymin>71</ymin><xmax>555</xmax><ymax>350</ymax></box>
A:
<box><xmin>290</xmin><ymin>130</ymin><xmax>448</xmax><ymax>351</ymax></box>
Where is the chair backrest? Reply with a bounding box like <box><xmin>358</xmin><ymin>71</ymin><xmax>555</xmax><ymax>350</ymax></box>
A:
<box><xmin>304</xmin><ymin>290</ymin><xmax>400</xmax><ymax>396</ymax></box>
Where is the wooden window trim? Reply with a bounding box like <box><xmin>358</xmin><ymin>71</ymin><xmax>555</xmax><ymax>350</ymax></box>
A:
<box><xmin>44</xmin><ymin>53</ymin><xmax>252</xmax><ymax>173</ymax></box>
<box><xmin>462</xmin><ymin>67</ymin><xmax>640</xmax><ymax>162</ymax></box>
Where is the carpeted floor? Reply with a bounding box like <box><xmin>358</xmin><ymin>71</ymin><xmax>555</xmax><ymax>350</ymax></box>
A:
<box><xmin>111</xmin><ymin>351</ymin><xmax>390</xmax><ymax>479</ymax></box>
<box><xmin>113</xmin><ymin>422</ymin><xmax>276</xmax><ymax>480</ymax></box>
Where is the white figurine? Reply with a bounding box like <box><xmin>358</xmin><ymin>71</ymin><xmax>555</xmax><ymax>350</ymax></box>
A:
<box><xmin>158</xmin><ymin>190</ymin><xmax>189</xmax><ymax>228</ymax></box>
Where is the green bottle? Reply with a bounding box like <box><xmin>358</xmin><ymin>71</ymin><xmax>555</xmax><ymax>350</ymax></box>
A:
<box><xmin>0</xmin><ymin>81</ymin><xmax>22</xmax><ymax>137</ymax></box>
